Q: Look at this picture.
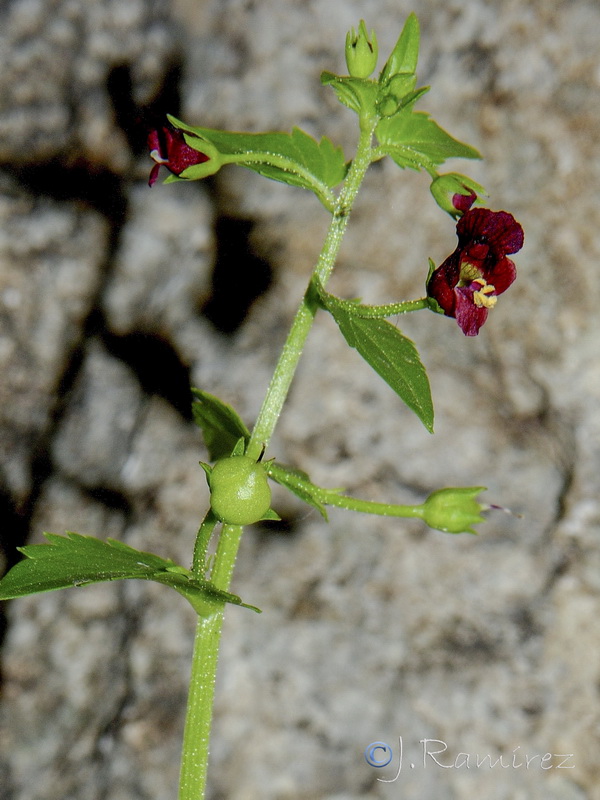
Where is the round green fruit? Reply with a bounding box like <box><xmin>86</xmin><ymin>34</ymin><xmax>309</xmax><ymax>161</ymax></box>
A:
<box><xmin>209</xmin><ymin>456</ymin><xmax>272</xmax><ymax>525</ymax></box>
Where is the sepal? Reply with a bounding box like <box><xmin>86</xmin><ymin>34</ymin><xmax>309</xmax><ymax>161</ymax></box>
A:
<box><xmin>425</xmin><ymin>258</ymin><xmax>446</xmax><ymax>316</ymax></box>
<box><xmin>260</xmin><ymin>509</ymin><xmax>282</xmax><ymax>522</ymax></box>
<box><xmin>345</xmin><ymin>20</ymin><xmax>378</xmax><ymax>79</ymax></box>
<box><xmin>420</xmin><ymin>487</ymin><xmax>487</xmax><ymax>534</ymax></box>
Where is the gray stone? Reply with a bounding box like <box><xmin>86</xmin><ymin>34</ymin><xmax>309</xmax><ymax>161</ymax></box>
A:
<box><xmin>103</xmin><ymin>181</ymin><xmax>214</xmax><ymax>336</ymax></box>
<box><xmin>0</xmin><ymin>0</ymin><xmax>176</xmax><ymax>169</ymax></box>
<box><xmin>0</xmin><ymin>173</ymin><xmax>108</xmax><ymax>501</ymax></box>
<box><xmin>51</xmin><ymin>341</ymin><xmax>146</xmax><ymax>489</ymax></box>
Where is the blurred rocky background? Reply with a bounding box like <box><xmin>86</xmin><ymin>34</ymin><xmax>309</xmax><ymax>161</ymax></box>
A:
<box><xmin>1</xmin><ymin>1</ymin><xmax>599</xmax><ymax>798</ymax></box>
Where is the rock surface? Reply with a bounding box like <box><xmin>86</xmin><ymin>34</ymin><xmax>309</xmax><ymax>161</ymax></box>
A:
<box><xmin>1</xmin><ymin>1</ymin><xmax>599</xmax><ymax>799</ymax></box>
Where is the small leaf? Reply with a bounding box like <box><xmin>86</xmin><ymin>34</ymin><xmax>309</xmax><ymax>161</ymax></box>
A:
<box><xmin>191</xmin><ymin>389</ymin><xmax>251</xmax><ymax>460</ymax></box>
<box><xmin>324</xmin><ymin>304</ymin><xmax>434</xmax><ymax>432</ymax></box>
<box><xmin>168</xmin><ymin>116</ymin><xmax>347</xmax><ymax>193</ymax></box>
<box><xmin>380</xmin><ymin>13</ymin><xmax>420</xmax><ymax>83</ymax></box>
<box><xmin>376</xmin><ymin>110</ymin><xmax>480</xmax><ymax>171</ymax></box>
<box><xmin>320</xmin><ymin>72</ymin><xmax>380</xmax><ymax>118</ymax></box>
<box><xmin>0</xmin><ymin>533</ymin><xmax>260</xmax><ymax>614</ymax></box>
<box><xmin>267</xmin><ymin>462</ymin><xmax>340</xmax><ymax>519</ymax></box>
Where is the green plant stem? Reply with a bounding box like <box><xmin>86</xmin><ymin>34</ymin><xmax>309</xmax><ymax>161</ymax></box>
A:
<box><xmin>210</xmin><ymin>524</ymin><xmax>244</xmax><ymax>590</ymax></box>
<box><xmin>179</xmin><ymin>524</ymin><xmax>244</xmax><ymax>800</ymax></box>
<box><xmin>246</xmin><ymin>120</ymin><xmax>377</xmax><ymax>461</ymax></box>
<box><xmin>318</xmin><ymin>490</ymin><xmax>425</xmax><ymax>519</ymax></box>
<box><xmin>178</xmin><ymin>120</ymin><xmax>377</xmax><ymax>800</ymax></box>
<box><xmin>178</xmin><ymin>611</ymin><xmax>223</xmax><ymax>800</ymax></box>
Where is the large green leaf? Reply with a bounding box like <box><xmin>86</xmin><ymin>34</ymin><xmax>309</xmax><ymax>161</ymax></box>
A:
<box><xmin>191</xmin><ymin>389</ymin><xmax>251</xmax><ymax>460</ymax></box>
<box><xmin>169</xmin><ymin>116</ymin><xmax>347</xmax><ymax>193</ymax></box>
<box><xmin>0</xmin><ymin>533</ymin><xmax>259</xmax><ymax>615</ymax></box>
<box><xmin>376</xmin><ymin>110</ymin><xmax>480</xmax><ymax>171</ymax></box>
<box><xmin>325</xmin><ymin>303</ymin><xmax>434</xmax><ymax>433</ymax></box>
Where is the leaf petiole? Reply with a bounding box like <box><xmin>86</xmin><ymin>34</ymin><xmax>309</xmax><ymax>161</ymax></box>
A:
<box><xmin>313</xmin><ymin>278</ymin><xmax>431</xmax><ymax>318</ymax></box>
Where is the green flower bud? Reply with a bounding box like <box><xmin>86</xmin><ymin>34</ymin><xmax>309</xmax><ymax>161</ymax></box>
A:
<box><xmin>377</xmin><ymin>94</ymin><xmax>400</xmax><ymax>117</ymax></box>
<box><xmin>430</xmin><ymin>173</ymin><xmax>486</xmax><ymax>218</ymax></box>
<box><xmin>345</xmin><ymin>20</ymin><xmax>378</xmax><ymax>79</ymax></box>
<box><xmin>208</xmin><ymin>456</ymin><xmax>272</xmax><ymax>526</ymax></box>
<box><xmin>421</xmin><ymin>487</ymin><xmax>487</xmax><ymax>534</ymax></box>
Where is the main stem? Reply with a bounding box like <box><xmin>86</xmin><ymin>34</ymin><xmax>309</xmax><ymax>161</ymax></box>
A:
<box><xmin>246</xmin><ymin>121</ymin><xmax>377</xmax><ymax>461</ymax></box>
<box><xmin>178</xmin><ymin>121</ymin><xmax>377</xmax><ymax>800</ymax></box>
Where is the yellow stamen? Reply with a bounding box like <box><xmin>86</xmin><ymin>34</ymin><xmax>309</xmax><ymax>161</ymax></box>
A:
<box><xmin>472</xmin><ymin>278</ymin><xmax>497</xmax><ymax>308</ymax></box>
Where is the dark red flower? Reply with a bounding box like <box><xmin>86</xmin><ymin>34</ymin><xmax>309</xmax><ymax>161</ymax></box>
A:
<box><xmin>148</xmin><ymin>125</ymin><xmax>210</xmax><ymax>186</ymax></box>
<box><xmin>427</xmin><ymin>208</ymin><xmax>524</xmax><ymax>336</ymax></box>
<box><xmin>452</xmin><ymin>189</ymin><xmax>477</xmax><ymax>214</ymax></box>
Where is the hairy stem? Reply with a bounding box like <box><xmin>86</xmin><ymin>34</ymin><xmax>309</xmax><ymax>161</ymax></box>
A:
<box><xmin>178</xmin><ymin>611</ymin><xmax>223</xmax><ymax>800</ymax></box>
<box><xmin>246</xmin><ymin>121</ymin><xmax>377</xmax><ymax>461</ymax></box>
<box><xmin>318</xmin><ymin>491</ymin><xmax>425</xmax><ymax>519</ymax></box>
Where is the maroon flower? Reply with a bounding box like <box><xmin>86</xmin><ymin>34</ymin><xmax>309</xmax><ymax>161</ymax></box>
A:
<box><xmin>427</xmin><ymin>208</ymin><xmax>524</xmax><ymax>336</ymax></box>
<box><xmin>148</xmin><ymin>125</ymin><xmax>210</xmax><ymax>186</ymax></box>
<box><xmin>452</xmin><ymin>189</ymin><xmax>477</xmax><ymax>214</ymax></box>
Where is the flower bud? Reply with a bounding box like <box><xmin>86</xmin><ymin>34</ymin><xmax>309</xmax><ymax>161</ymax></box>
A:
<box><xmin>208</xmin><ymin>456</ymin><xmax>272</xmax><ymax>526</ymax></box>
<box><xmin>430</xmin><ymin>173</ymin><xmax>486</xmax><ymax>218</ymax></box>
<box><xmin>421</xmin><ymin>487</ymin><xmax>487</xmax><ymax>534</ymax></box>
<box><xmin>376</xmin><ymin>72</ymin><xmax>419</xmax><ymax>118</ymax></box>
<box><xmin>345</xmin><ymin>20</ymin><xmax>378</xmax><ymax>79</ymax></box>
<box><xmin>377</xmin><ymin>94</ymin><xmax>400</xmax><ymax>117</ymax></box>
<box><xmin>148</xmin><ymin>123</ymin><xmax>220</xmax><ymax>186</ymax></box>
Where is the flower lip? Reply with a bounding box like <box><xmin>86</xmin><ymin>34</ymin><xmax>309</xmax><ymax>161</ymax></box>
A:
<box><xmin>457</xmin><ymin>208</ymin><xmax>524</xmax><ymax>256</ymax></box>
<box><xmin>426</xmin><ymin>207</ymin><xmax>523</xmax><ymax>336</ymax></box>
<box><xmin>147</xmin><ymin>125</ymin><xmax>210</xmax><ymax>186</ymax></box>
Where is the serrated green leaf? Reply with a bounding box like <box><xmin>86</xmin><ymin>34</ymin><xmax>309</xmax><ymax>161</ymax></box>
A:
<box><xmin>376</xmin><ymin>110</ymin><xmax>480</xmax><ymax>171</ymax></box>
<box><xmin>0</xmin><ymin>533</ymin><xmax>260</xmax><ymax>614</ymax></box>
<box><xmin>266</xmin><ymin>462</ymin><xmax>335</xmax><ymax>519</ymax></box>
<box><xmin>325</xmin><ymin>304</ymin><xmax>434</xmax><ymax>432</ymax></box>
<box><xmin>191</xmin><ymin>389</ymin><xmax>251</xmax><ymax>460</ymax></box>
<box><xmin>168</xmin><ymin>115</ymin><xmax>347</xmax><ymax>193</ymax></box>
<box><xmin>380</xmin><ymin>13</ymin><xmax>420</xmax><ymax>83</ymax></box>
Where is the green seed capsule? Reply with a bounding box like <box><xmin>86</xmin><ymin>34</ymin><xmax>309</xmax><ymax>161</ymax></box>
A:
<box><xmin>209</xmin><ymin>456</ymin><xmax>272</xmax><ymax>525</ymax></box>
